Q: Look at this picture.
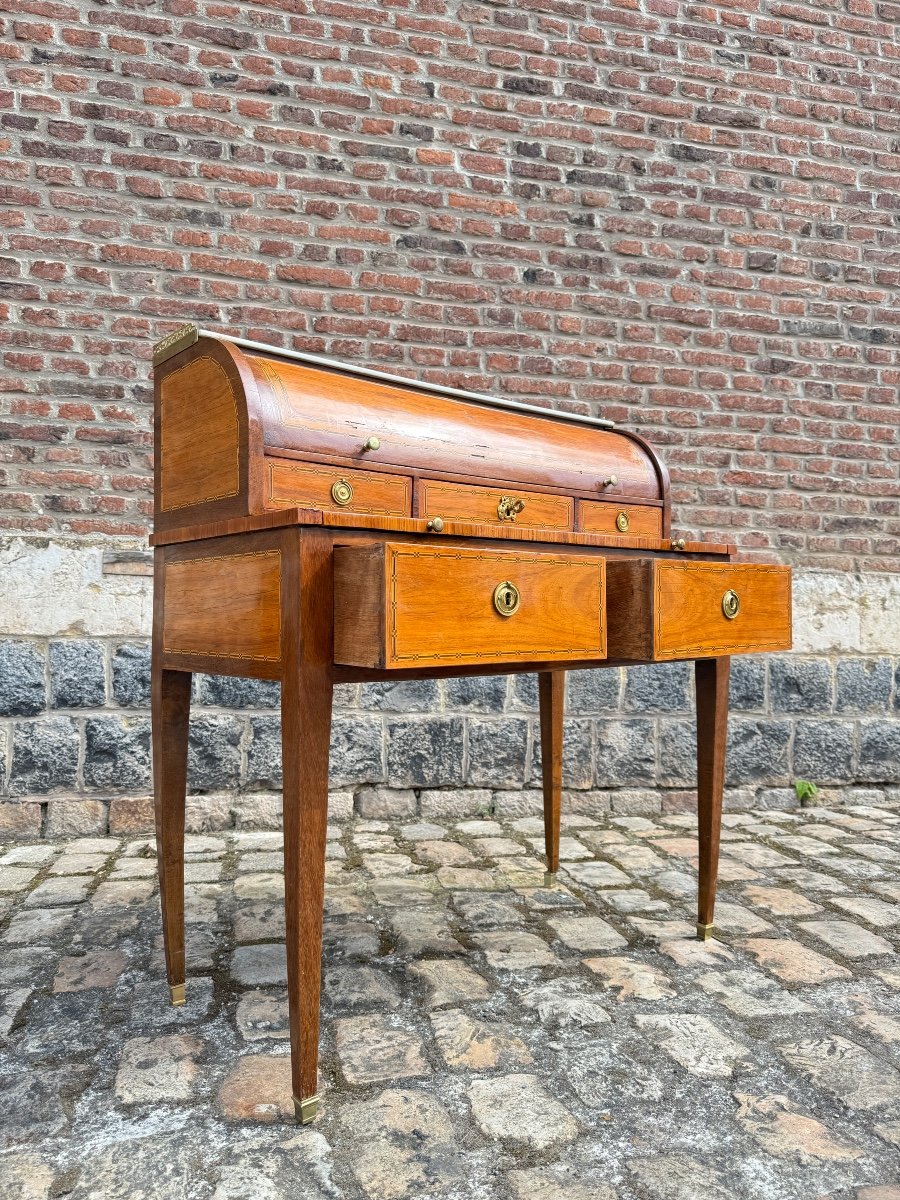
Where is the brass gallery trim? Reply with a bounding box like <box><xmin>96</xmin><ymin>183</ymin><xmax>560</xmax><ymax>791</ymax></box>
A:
<box><xmin>153</xmin><ymin>323</ymin><xmax>199</xmax><ymax>365</ymax></box>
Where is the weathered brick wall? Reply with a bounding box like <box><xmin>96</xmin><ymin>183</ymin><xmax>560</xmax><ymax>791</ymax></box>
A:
<box><xmin>1</xmin><ymin>0</ymin><xmax>899</xmax><ymax>836</ymax></box>
<box><xmin>1</xmin><ymin>0</ymin><xmax>898</xmax><ymax>564</ymax></box>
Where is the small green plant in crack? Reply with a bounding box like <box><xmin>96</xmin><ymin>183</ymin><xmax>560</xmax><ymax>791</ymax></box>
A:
<box><xmin>794</xmin><ymin>779</ymin><xmax>819</xmax><ymax>804</ymax></box>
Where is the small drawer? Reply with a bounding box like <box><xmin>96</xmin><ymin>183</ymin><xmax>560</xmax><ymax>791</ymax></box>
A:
<box><xmin>266</xmin><ymin>459</ymin><xmax>411</xmax><ymax>516</ymax></box>
<box><xmin>419</xmin><ymin>479</ymin><xmax>573</xmax><ymax>531</ymax></box>
<box><xmin>578</xmin><ymin>501</ymin><xmax>662</xmax><ymax>538</ymax></box>
<box><xmin>606</xmin><ymin>559</ymin><xmax>792</xmax><ymax>662</ymax></box>
<box><xmin>334</xmin><ymin>542</ymin><xmax>606</xmax><ymax>669</ymax></box>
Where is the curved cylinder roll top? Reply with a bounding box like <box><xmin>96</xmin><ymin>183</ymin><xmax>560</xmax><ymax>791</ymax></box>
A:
<box><xmin>152</xmin><ymin>329</ymin><xmax>668</xmax><ymax>534</ymax></box>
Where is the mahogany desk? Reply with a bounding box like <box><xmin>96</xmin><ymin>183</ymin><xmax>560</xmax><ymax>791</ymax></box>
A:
<box><xmin>150</xmin><ymin>325</ymin><xmax>792</xmax><ymax>1123</ymax></box>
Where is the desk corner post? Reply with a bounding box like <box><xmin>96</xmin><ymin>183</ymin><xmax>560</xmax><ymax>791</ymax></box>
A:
<box><xmin>695</xmin><ymin>656</ymin><xmax>730</xmax><ymax>940</ymax></box>
<box><xmin>281</xmin><ymin>530</ymin><xmax>334</xmax><ymax>1122</ymax></box>
<box><xmin>151</xmin><ymin>550</ymin><xmax>192</xmax><ymax>1006</ymax></box>
<box><xmin>538</xmin><ymin>670</ymin><xmax>565</xmax><ymax>877</ymax></box>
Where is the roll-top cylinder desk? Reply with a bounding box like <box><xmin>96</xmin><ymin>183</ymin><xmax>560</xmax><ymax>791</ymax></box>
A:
<box><xmin>150</xmin><ymin>324</ymin><xmax>792</xmax><ymax>1124</ymax></box>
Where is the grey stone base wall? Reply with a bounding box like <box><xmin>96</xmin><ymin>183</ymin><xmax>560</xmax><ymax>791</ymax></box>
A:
<box><xmin>1</xmin><ymin>637</ymin><xmax>899</xmax><ymax>839</ymax></box>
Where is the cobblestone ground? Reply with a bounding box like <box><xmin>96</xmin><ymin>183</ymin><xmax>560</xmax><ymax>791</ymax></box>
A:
<box><xmin>2</xmin><ymin>803</ymin><xmax>900</xmax><ymax>1199</ymax></box>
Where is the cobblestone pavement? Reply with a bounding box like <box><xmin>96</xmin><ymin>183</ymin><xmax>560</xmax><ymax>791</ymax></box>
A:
<box><xmin>2</xmin><ymin>803</ymin><xmax>900</xmax><ymax>1199</ymax></box>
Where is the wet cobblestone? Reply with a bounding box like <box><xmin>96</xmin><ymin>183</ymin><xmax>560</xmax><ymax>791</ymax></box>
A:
<box><xmin>2</xmin><ymin>800</ymin><xmax>900</xmax><ymax>1197</ymax></box>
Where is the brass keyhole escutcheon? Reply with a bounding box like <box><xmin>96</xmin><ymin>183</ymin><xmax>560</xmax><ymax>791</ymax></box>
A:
<box><xmin>497</xmin><ymin>496</ymin><xmax>526</xmax><ymax>522</ymax></box>
<box><xmin>722</xmin><ymin>589</ymin><xmax>740</xmax><ymax>620</ymax></box>
<box><xmin>331</xmin><ymin>479</ymin><xmax>353</xmax><ymax>507</ymax></box>
<box><xmin>493</xmin><ymin>580</ymin><xmax>521</xmax><ymax>617</ymax></box>
<box><xmin>615</xmin><ymin>510</ymin><xmax>630</xmax><ymax>532</ymax></box>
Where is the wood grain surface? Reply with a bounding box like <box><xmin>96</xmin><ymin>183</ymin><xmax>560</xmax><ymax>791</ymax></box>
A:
<box><xmin>334</xmin><ymin>542</ymin><xmax>606</xmax><ymax>669</ymax></box>
<box><xmin>578</xmin><ymin>500</ymin><xmax>663</xmax><ymax>538</ymax></box>
<box><xmin>246</xmin><ymin>352</ymin><xmax>662</xmax><ymax>499</ymax></box>
<box><xmin>419</xmin><ymin>479</ymin><xmax>573</xmax><ymax>530</ymax></box>
<box><xmin>162</xmin><ymin>548</ymin><xmax>282</xmax><ymax>664</ymax></box>
<box><xmin>606</xmin><ymin>559</ymin><xmax>792</xmax><ymax>661</ymax></box>
<box><xmin>267</xmin><ymin>458</ymin><xmax>411</xmax><ymax>516</ymax></box>
<box><xmin>159</xmin><ymin>355</ymin><xmax>241</xmax><ymax>512</ymax></box>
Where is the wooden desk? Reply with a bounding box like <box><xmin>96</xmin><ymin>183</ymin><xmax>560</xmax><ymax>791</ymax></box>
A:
<box><xmin>150</xmin><ymin>325</ymin><xmax>792</xmax><ymax>1124</ymax></box>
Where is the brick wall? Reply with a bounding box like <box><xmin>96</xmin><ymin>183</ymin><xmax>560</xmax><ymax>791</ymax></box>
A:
<box><xmin>1</xmin><ymin>0</ymin><xmax>898</xmax><ymax>566</ymax></box>
<box><xmin>1</xmin><ymin>0</ymin><xmax>899</xmax><ymax>837</ymax></box>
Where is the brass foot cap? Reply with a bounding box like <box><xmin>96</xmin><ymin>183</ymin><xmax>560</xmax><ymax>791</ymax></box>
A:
<box><xmin>170</xmin><ymin>983</ymin><xmax>186</xmax><ymax>1006</ymax></box>
<box><xmin>294</xmin><ymin>1093</ymin><xmax>321</xmax><ymax>1125</ymax></box>
<box><xmin>696</xmin><ymin>922</ymin><xmax>714</xmax><ymax>942</ymax></box>
<box><xmin>544</xmin><ymin>871</ymin><xmax>557</xmax><ymax>889</ymax></box>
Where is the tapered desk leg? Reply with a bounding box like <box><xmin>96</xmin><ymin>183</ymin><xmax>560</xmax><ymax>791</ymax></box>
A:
<box><xmin>282</xmin><ymin>532</ymin><xmax>333</xmax><ymax>1125</ymax></box>
<box><xmin>152</xmin><ymin>664</ymin><xmax>192</xmax><ymax>1006</ymax></box>
<box><xmin>696</xmin><ymin>656</ymin><xmax>730</xmax><ymax>941</ymax></box>
<box><xmin>539</xmin><ymin>670</ymin><xmax>564</xmax><ymax>885</ymax></box>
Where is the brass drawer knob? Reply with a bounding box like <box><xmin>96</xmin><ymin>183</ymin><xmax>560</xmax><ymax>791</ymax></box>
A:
<box><xmin>426</xmin><ymin>517</ymin><xmax>444</xmax><ymax>533</ymax></box>
<box><xmin>722</xmin><ymin>589</ymin><xmax>740</xmax><ymax>620</ymax></box>
<box><xmin>493</xmin><ymin>580</ymin><xmax>521</xmax><ymax>617</ymax></box>
<box><xmin>363</xmin><ymin>435</ymin><xmax>380</xmax><ymax>451</ymax></box>
<box><xmin>497</xmin><ymin>496</ymin><xmax>525</xmax><ymax>522</ymax></box>
<box><xmin>671</xmin><ymin>537</ymin><xmax>686</xmax><ymax>551</ymax></box>
<box><xmin>331</xmin><ymin>479</ymin><xmax>353</xmax><ymax>506</ymax></box>
<box><xmin>600</xmin><ymin>475</ymin><xmax>618</xmax><ymax>489</ymax></box>
<box><xmin>615</xmin><ymin>510</ymin><xmax>629</xmax><ymax>532</ymax></box>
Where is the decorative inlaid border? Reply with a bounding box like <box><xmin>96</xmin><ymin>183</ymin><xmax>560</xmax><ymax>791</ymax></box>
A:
<box><xmin>160</xmin><ymin>356</ymin><xmax>241</xmax><ymax>511</ymax></box>
<box><xmin>420</xmin><ymin>480</ymin><xmax>572</xmax><ymax>530</ymax></box>
<box><xmin>267</xmin><ymin>460</ymin><xmax>411</xmax><ymax>515</ymax></box>
<box><xmin>164</xmin><ymin>549</ymin><xmax>282</xmax><ymax>662</ymax></box>
<box><xmin>652</xmin><ymin>562</ymin><xmax>792</xmax><ymax>659</ymax></box>
<box><xmin>388</xmin><ymin>545</ymin><xmax>604</xmax><ymax>664</ymax></box>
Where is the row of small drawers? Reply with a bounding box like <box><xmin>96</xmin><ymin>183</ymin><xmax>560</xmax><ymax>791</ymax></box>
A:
<box><xmin>267</xmin><ymin>459</ymin><xmax>663</xmax><ymax>538</ymax></box>
<box><xmin>333</xmin><ymin>543</ymin><xmax>793</xmax><ymax>670</ymax></box>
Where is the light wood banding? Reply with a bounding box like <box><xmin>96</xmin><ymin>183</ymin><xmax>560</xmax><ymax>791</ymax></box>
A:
<box><xmin>266</xmin><ymin>459</ymin><xmax>411</xmax><ymax>516</ymax></box>
<box><xmin>606</xmin><ymin>560</ymin><xmax>792</xmax><ymax>661</ymax></box>
<box><xmin>419</xmin><ymin>479</ymin><xmax>573</xmax><ymax>531</ymax></box>
<box><xmin>163</xmin><ymin>549</ymin><xmax>282</xmax><ymax>663</ymax></box>
<box><xmin>334</xmin><ymin>542</ymin><xmax>606</xmax><ymax>669</ymax></box>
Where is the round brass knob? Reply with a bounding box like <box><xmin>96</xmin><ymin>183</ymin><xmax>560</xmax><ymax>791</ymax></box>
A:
<box><xmin>363</xmin><ymin>435</ymin><xmax>380</xmax><ymax>451</ymax></box>
<box><xmin>331</xmin><ymin>479</ymin><xmax>353</xmax><ymax>506</ymax></box>
<box><xmin>722</xmin><ymin>589</ymin><xmax>740</xmax><ymax>620</ymax></box>
<box><xmin>426</xmin><ymin>517</ymin><xmax>444</xmax><ymax>533</ymax></box>
<box><xmin>493</xmin><ymin>580</ymin><xmax>520</xmax><ymax>617</ymax></box>
<box><xmin>601</xmin><ymin>475</ymin><xmax>618</xmax><ymax>489</ymax></box>
<box><xmin>615</xmin><ymin>510</ymin><xmax>630</xmax><ymax>532</ymax></box>
<box><xmin>671</xmin><ymin>537</ymin><xmax>686</xmax><ymax>551</ymax></box>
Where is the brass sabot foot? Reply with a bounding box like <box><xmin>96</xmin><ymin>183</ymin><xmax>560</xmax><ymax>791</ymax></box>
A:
<box><xmin>696</xmin><ymin>922</ymin><xmax>714</xmax><ymax>942</ymax></box>
<box><xmin>294</xmin><ymin>1093</ymin><xmax>321</xmax><ymax>1124</ymax></box>
<box><xmin>544</xmin><ymin>871</ymin><xmax>557</xmax><ymax>888</ymax></box>
<box><xmin>170</xmin><ymin>983</ymin><xmax>186</xmax><ymax>1006</ymax></box>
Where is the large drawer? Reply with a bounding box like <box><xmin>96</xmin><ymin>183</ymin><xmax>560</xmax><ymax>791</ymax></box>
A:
<box><xmin>606</xmin><ymin>559</ymin><xmax>792</xmax><ymax>661</ymax></box>
<box><xmin>334</xmin><ymin>542</ymin><xmax>606</xmax><ymax>669</ymax></box>
<box><xmin>419</xmin><ymin>479</ymin><xmax>573</xmax><ymax>531</ymax></box>
<box><xmin>266</xmin><ymin>459</ymin><xmax>411</xmax><ymax>516</ymax></box>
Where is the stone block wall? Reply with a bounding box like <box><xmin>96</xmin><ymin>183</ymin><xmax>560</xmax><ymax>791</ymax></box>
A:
<box><xmin>2</xmin><ymin>631</ymin><xmax>898</xmax><ymax>838</ymax></box>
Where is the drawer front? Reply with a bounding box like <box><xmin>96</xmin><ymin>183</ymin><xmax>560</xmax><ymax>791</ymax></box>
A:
<box><xmin>334</xmin><ymin>542</ymin><xmax>606</xmax><ymax>669</ymax></box>
<box><xmin>606</xmin><ymin>560</ymin><xmax>792</xmax><ymax>661</ymax></box>
<box><xmin>266</xmin><ymin>459</ymin><xmax>411</xmax><ymax>516</ymax></box>
<box><xmin>419</xmin><ymin>479</ymin><xmax>573</xmax><ymax>531</ymax></box>
<box><xmin>578</xmin><ymin>501</ymin><xmax>662</xmax><ymax>538</ymax></box>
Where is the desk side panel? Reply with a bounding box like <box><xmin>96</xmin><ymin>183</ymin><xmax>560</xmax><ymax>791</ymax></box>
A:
<box><xmin>160</xmin><ymin>541</ymin><xmax>283</xmax><ymax>673</ymax></box>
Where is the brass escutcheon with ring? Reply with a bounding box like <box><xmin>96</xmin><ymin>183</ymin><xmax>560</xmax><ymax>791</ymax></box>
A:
<box><xmin>331</xmin><ymin>479</ymin><xmax>353</xmax><ymax>506</ymax></box>
<box><xmin>722</xmin><ymin>589</ymin><xmax>740</xmax><ymax>620</ymax></box>
<box><xmin>493</xmin><ymin>580</ymin><xmax>521</xmax><ymax>617</ymax></box>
